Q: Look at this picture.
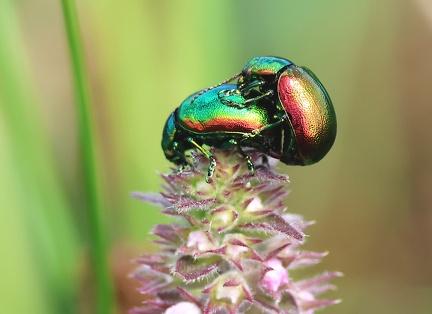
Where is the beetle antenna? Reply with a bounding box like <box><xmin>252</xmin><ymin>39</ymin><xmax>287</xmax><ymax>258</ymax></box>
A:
<box><xmin>190</xmin><ymin>72</ymin><xmax>241</xmax><ymax>105</ymax></box>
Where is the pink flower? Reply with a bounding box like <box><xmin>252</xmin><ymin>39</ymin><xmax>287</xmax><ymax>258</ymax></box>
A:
<box><xmin>262</xmin><ymin>258</ymin><xmax>289</xmax><ymax>292</ymax></box>
<box><xmin>132</xmin><ymin>149</ymin><xmax>340</xmax><ymax>314</ymax></box>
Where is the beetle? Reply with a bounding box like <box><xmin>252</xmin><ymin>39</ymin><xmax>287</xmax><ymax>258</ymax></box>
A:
<box><xmin>236</xmin><ymin>56</ymin><xmax>337</xmax><ymax>166</ymax></box>
<box><xmin>162</xmin><ymin>84</ymin><xmax>287</xmax><ymax>182</ymax></box>
<box><xmin>162</xmin><ymin>56</ymin><xmax>337</xmax><ymax>182</ymax></box>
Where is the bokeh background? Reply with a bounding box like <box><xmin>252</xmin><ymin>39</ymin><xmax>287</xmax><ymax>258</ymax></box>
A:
<box><xmin>1</xmin><ymin>0</ymin><xmax>432</xmax><ymax>313</ymax></box>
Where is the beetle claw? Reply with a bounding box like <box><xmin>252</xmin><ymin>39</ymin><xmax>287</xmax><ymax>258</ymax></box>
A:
<box><xmin>176</xmin><ymin>163</ymin><xmax>187</xmax><ymax>173</ymax></box>
<box><xmin>242</xmin><ymin>129</ymin><xmax>261</xmax><ymax>140</ymax></box>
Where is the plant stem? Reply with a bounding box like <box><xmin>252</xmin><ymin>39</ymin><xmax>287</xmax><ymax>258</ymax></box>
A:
<box><xmin>60</xmin><ymin>1</ymin><xmax>114</xmax><ymax>313</ymax></box>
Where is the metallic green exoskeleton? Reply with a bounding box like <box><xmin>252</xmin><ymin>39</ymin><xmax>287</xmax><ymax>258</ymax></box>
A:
<box><xmin>237</xmin><ymin>56</ymin><xmax>337</xmax><ymax>166</ymax></box>
<box><xmin>162</xmin><ymin>84</ymin><xmax>285</xmax><ymax>182</ymax></box>
<box><xmin>162</xmin><ymin>56</ymin><xmax>337</xmax><ymax>182</ymax></box>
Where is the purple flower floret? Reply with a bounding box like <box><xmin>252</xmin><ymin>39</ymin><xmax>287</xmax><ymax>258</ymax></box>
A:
<box><xmin>131</xmin><ymin>149</ymin><xmax>340</xmax><ymax>314</ymax></box>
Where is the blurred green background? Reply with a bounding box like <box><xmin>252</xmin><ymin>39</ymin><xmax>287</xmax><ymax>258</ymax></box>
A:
<box><xmin>1</xmin><ymin>0</ymin><xmax>432</xmax><ymax>313</ymax></box>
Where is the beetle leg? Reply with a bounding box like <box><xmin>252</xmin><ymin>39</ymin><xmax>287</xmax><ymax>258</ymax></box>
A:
<box><xmin>170</xmin><ymin>141</ymin><xmax>190</xmax><ymax>174</ymax></box>
<box><xmin>241</xmin><ymin>149</ymin><xmax>255</xmax><ymax>176</ymax></box>
<box><xmin>229</xmin><ymin>139</ymin><xmax>255</xmax><ymax>176</ymax></box>
<box><xmin>262</xmin><ymin>114</ymin><xmax>287</xmax><ymax>131</ymax></box>
<box><xmin>220</xmin><ymin>89</ymin><xmax>272</xmax><ymax>109</ymax></box>
<box><xmin>172</xmin><ymin>142</ymin><xmax>188</xmax><ymax>164</ymax></box>
<box><xmin>238</xmin><ymin>79</ymin><xmax>265</xmax><ymax>93</ymax></box>
<box><xmin>243</xmin><ymin>90</ymin><xmax>274</xmax><ymax>105</ymax></box>
<box><xmin>206</xmin><ymin>157</ymin><xmax>217</xmax><ymax>183</ymax></box>
<box><xmin>176</xmin><ymin>163</ymin><xmax>188</xmax><ymax>173</ymax></box>
<box><xmin>242</xmin><ymin>115</ymin><xmax>287</xmax><ymax>141</ymax></box>
<box><xmin>218</xmin><ymin>89</ymin><xmax>248</xmax><ymax>108</ymax></box>
<box><xmin>261</xmin><ymin>154</ymin><xmax>269</xmax><ymax>166</ymax></box>
<box><xmin>186</xmin><ymin>137</ymin><xmax>216</xmax><ymax>183</ymax></box>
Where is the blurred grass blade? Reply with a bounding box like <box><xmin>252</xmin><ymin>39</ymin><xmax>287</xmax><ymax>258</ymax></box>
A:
<box><xmin>60</xmin><ymin>0</ymin><xmax>114</xmax><ymax>313</ymax></box>
<box><xmin>0</xmin><ymin>1</ymin><xmax>79</xmax><ymax>313</ymax></box>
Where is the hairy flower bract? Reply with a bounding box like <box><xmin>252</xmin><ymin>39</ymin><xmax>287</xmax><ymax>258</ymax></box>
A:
<box><xmin>131</xmin><ymin>149</ymin><xmax>340</xmax><ymax>314</ymax></box>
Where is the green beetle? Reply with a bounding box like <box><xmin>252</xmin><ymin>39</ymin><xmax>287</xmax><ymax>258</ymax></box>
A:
<box><xmin>237</xmin><ymin>56</ymin><xmax>337</xmax><ymax>166</ymax></box>
<box><xmin>162</xmin><ymin>84</ymin><xmax>285</xmax><ymax>182</ymax></box>
<box><xmin>162</xmin><ymin>57</ymin><xmax>337</xmax><ymax>182</ymax></box>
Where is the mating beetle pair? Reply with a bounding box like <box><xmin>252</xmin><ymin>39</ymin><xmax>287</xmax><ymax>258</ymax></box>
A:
<box><xmin>161</xmin><ymin>56</ymin><xmax>337</xmax><ymax>182</ymax></box>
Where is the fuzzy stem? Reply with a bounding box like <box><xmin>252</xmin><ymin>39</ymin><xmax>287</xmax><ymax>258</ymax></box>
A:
<box><xmin>60</xmin><ymin>1</ymin><xmax>114</xmax><ymax>313</ymax></box>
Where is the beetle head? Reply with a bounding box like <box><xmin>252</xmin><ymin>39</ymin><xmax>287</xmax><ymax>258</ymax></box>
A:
<box><xmin>239</xmin><ymin>56</ymin><xmax>293</xmax><ymax>89</ymax></box>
